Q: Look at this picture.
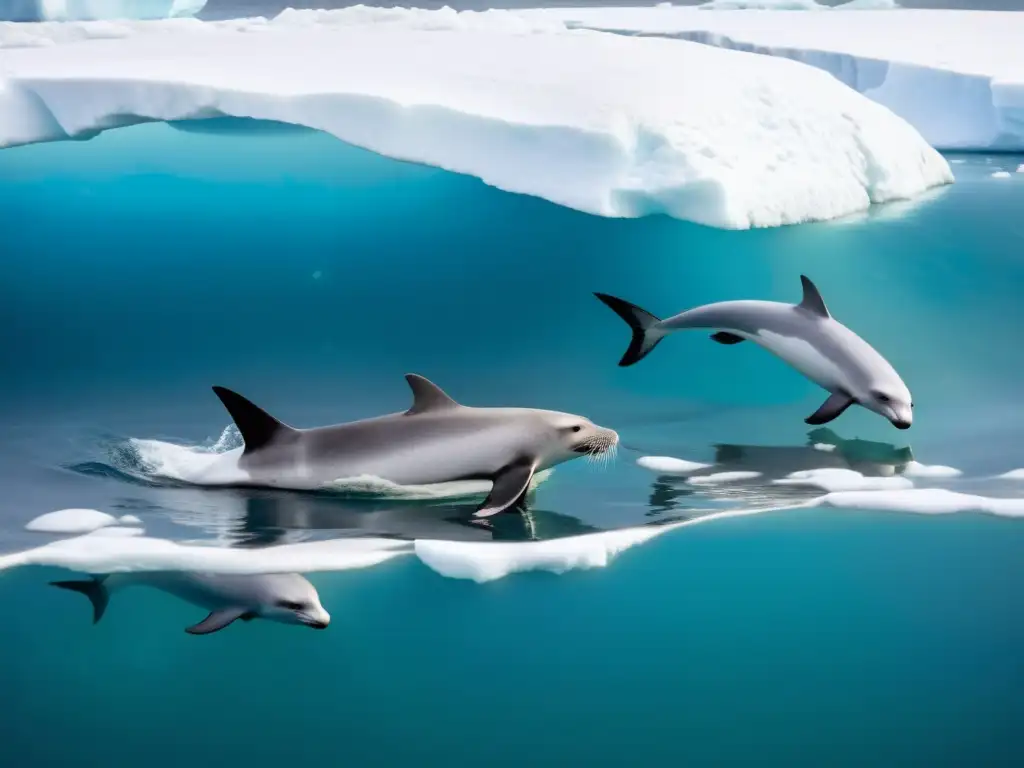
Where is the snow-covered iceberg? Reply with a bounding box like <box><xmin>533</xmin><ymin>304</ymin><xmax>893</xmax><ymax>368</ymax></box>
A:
<box><xmin>1</xmin><ymin>0</ymin><xmax>205</xmax><ymax>22</ymax></box>
<box><xmin>539</xmin><ymin>7</ymin><xmax>1024</xmax><ymax>150</ymax></box>
<box><xmin>0</xmin><ymin>6</ymin><xmax>950</xmax><ymax>230</ymax></box>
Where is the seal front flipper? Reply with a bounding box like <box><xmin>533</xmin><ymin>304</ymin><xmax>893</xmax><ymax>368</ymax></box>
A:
<box><xmin>710</xmin><ymin>332</ymin><xmax>745</xmax><ymax>345</ymax></box>
<box><xmin>805</xmin><ymin>392</ymin><xmax>854</xmax><ymax>425</ymax></box>
<box><xmin>185</xmin><ymin>607</ymin><xmax>254</xmax><ymax>635</ymax></box>
<box><xmin>475</xmin><ymin>458</ymin><xmax>537</xmax><ymax>518</ymax></box>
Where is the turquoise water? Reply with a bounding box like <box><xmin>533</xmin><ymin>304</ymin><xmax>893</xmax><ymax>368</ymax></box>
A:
<box><xmin>2</xmin><ymin>120</ymin><xmax>1024</xmax><ymax>764</ymax></box>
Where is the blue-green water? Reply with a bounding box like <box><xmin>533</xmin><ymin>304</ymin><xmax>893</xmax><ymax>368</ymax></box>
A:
<box><xmin>1</xmin><ymin>120</ymin><xmax>1024</xmax><ymax>765</ymax></box>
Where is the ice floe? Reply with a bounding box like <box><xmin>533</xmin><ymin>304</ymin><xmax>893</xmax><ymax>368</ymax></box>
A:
<box><xmin>1</xmin><ymin>0</ymin><xmax>205</xmax><ymax>22</ymax></box>
<box><xmin>997</xmin><ymin>469</ymin><xmax>1024</xmax><ymax>480</ymax></box>
<box><xmin>25</xmin><ymin>508</ymin><xmax>144</xmax><ymax>534</ymax></box>
<box><xmin>992</xmin><ymin>171</ymin><xmax>1012</xmax><ymax>179</ymax></box>
<box><xmin>540</xmin><ymin>6</ymin><xmax>1024</xmax><ymax>151</ymax></box>
<box><xmin>901</xmin><ymin>461</ymin><xmax>962</xmax><ymax>479</ymax></box>
<box><xmin>772</xmin><ymin>468</ymin><xmax>912</xmax><ymax>492</ymax></box>
<box><xmin>0</xmin><ymin>6</ymin><xmax>950</xmax><ymax>229</ymax></box>
<box><xmin>812</xmin><ymin>488</ymin><xmax>1024</xmax><ymax>517</ymax></box>
<box><xmin>636</xmin><ymin>456</ymin><xmax>713</xmax><ymax>475</ymax></box>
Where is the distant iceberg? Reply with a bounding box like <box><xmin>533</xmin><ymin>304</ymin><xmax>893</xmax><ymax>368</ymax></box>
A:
<box><xmin>0</xmin><ymin>6</ymin><xmax>950</xmax><ymax>229</ymax></box>
<box><xmin>1</xmin><ymin>0</ymin><xmax>205</xmax><ymax>21</ymax></box>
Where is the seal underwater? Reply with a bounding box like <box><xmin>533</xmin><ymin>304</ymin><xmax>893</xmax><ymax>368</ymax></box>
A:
<box><xmin>210</xmin><ymin>374</ymin><xmax>619</xmax><ymax>517</ymax></box>
<box><xmin>594</xmin><ymin>275</ymin><xmax>913</xmax><ymax>429</ymax></box>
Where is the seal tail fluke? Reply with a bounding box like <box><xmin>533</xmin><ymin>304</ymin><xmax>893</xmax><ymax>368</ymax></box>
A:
<box><xmin>50</xmin><ymin>577</ymin><xmax>110</xmax><ymax>624</ymax></box>
<box><xmin>593</xmin><ymin>293</ymin><xmax>665</xmax><ymax>367</ymax></box>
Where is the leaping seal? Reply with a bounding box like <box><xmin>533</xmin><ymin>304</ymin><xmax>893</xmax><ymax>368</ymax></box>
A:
<box><xmin>594</xmin><ymin>275</ymin><xmax>913</xmax><ymax>429</ymax></box>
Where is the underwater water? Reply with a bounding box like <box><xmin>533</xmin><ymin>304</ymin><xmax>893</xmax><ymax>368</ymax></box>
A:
<box><xmin>2</xmin><ymin>119</ymin><xmax>1024</xmax><ymax>764</ymax></box>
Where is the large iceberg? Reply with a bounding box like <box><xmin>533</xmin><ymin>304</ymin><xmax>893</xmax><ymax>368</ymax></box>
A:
<box><xmin>0</xmin><ymin>6</ymin><xmax>950</xmax><ymax>229</ymax></box>
<box><xmin>537</xmin><ymin>6</ymin><xmax>1024</xmax><ymax>151</ymax></box>
<box><xmin>1</xmin><ymin>0</ymin><xmax>205</xmax><ymax>22</ymax></box>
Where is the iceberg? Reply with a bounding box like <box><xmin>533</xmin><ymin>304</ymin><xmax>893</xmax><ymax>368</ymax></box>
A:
<box><xmin>539</xmin><ymin>6</ymin><xmax>1024</xmax><ymax>150</ymax></box>
<box><xmin>1</xmin><ymin>0</ymin><xmax>205</xmax><ymax>22</ymax></box>
<box><xmin>0</xmin><ymin>6</ymin><xmax>950</xmax><ymax>230</ymax></box>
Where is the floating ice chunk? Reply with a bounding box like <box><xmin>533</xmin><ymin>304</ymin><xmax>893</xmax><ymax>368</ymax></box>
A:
<box><xmin>812</xmin><ymin>443</ymin><xmax>837</xmax><ymax>452</ymax></box>
<box><xmin>688</xmin><ymin>471</ymin><xmax>762</xmax><ymax>485</ymax></box>
<box><xmin>1</xmin><ymin>0</ymin><xmax>206</xmax><ymax>22</ymax></box>
<box><xmin>1017</xmin><ymin>164</ymin><xmax>1024</xmax><ymax>174</ymax></box>
<box><xmin>992</xmin><ymin>171</ymin><xmax>1012</xmax><ymax>179</ymax></box>
<box><xmin>812</xmin><ymin>488</ymin><xmax>1024</xmax><ymax>517</ymax></box>
<box><xmin>636</xmin><ymin>456</ymin><xmax>712</xmax><ymax>475</ymax></box>
<box><xmin>698</xmin><ymin>0</ymin><xmax>825</xmax><ymax>9</ymax></box>
<box><xmin>0</xmin><ymin>532</ymin><xmax>412</xmax><ymax>574</ymax></box>
<box><xmin>901</xmin><ymin>461</ymin><xmax>962</xmax><ymax>479</ymax></box>
<box><xmin>0</xmin><ymin>6</ymin><xmax>950</xmax><ymax>229</ymax></box>
<box><xmin>415</xmin><ymin>506</ymin><xmax>777</xmax><ymax>583</ymax></box>
<box><xmin>118</xmin><ymin>514</ymin><xmax>143</xmax><ymax>525</ymax></box>
<box><xmin>25</xmin><ymin>508</ymin><xmax>121</xmax><ymax>534</ymax></box>
<box><xmin>773</xmin><ymin>468</ymin><xmax>913</xmax><ymax>492</ymax></box>
<box><xmin>997</xmin><ymin>469</ymin><xmax>1024</xmax><ymax>480</ymax></box>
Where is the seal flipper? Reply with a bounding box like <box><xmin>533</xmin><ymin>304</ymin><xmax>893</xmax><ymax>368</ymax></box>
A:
<box><xmin>797</xmin><ymin>275</ymin><xmax>831</xmax><ymax>319</ymax></box>
<box><xmin>475</xmin><ymin>459</ymin><xmax>537</xmax><ymax>518</ymax></box>
<box><xmin>593</xmin><ymin>293</ymin><xmax>665</xmax><ymax>367</ymax></box>
<box><xmin>211</xmin><ymin>387</ymin><xmax>296</xmax><ymax>454</ymax></box>
<box><xmin>405</xmin><ymin>374</ymin><xmax>461</xmax><ymax>415</ymax></box>
<box><xmin>805</xmin><ymin>392</ymin><xmax>854</xmax><ymax>425</ymax></box>
<box><xmin>710</xmin><ymin>331</ymin><xmax>745</xmax><ymax>345</ymax></box>
<box><xmin>50</xmin><ymin>576</ymin><xmax>110</xmax><ymax>624</ymax></box>
<box><xmin>185</xmin><ymin>607</ymin><xmax>254</xmax><ymax>635</ymax></box>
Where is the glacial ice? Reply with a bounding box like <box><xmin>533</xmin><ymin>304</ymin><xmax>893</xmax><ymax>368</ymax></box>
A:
<box><xmin>1</xmin><ymin>0</ymin><xmax>205</xmax><ymax>22</ymax></box>
<box><xmin>541</xmin><ymin>7</ymin><xmax>1024</xmax><ymax>151</ymax></box>
<box><xmin>0</xmin><ymin>6</ymin><xmax>950</xmax><ymax>229</ymax></box>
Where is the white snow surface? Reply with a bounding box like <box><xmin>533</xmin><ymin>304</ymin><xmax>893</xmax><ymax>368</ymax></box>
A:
<box><xmin>0</xmin><ymin>6</ymin><xmax>950</xmax><ymax>229</ymax></box>
<box><xmin>538</xmin><ymin>7</ymin><xmax>1024</xmax><ymax>151</ymax></box>
<box><xmin>1</xmin><ymin>0</ymin><xmax>204</xmax><ymax>22</ymax></box>
<box><xmin>25</xmin><ymin>508</ymin><xmax>143</xmax><ymax>534</ymax></box>
<box><xmin>698</xmin><ymin>0</ymin><xmax>899</xmax><ymax>7</ymax></box>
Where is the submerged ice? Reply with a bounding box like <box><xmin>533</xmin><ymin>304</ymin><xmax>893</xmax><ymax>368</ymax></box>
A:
<box><xmin>0</xmin><ymin>6</ymin><xmax>950</xmax><ymax>229</ymax></box>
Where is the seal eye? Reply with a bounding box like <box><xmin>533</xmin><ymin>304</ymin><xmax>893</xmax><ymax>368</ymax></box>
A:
<box><xmin>571</xmin><ymin>425</ymin><xmax>582</xmax><ymax>433</ymax></box>
<box><xmin>278</xmin><ymin>600</ymin><xmax>304</xmax><ymax>611</ymax></box>
<box><xmin>873</xmin><ymin>392</ymin><xmax>891</xmax><ymax>404</ymax></box>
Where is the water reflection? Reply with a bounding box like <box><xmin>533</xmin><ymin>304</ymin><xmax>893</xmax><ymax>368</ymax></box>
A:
<box><xmin>647</xmin><ymin>429</ymin><xmax>914</xmax><ymax>516</ymax></box>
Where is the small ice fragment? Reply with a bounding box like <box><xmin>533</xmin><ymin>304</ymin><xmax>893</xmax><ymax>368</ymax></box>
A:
<box><xmin>688</xmin><ymin>471</ymin><xmax>762</xmax><ymax>485</ymax></box>
<box><xmin>997</xmin><ymin>468</ymin><xmax>1024</xmax><ymax>480</ymax></box>
<box><xmin>118</xmin><ymin>515</ymin><xmax>143</xmax><ymax>525</ymax></box>
<box><xmin>991</xmin><ymin>171</ymin><xmax>1011</xmax><ymax>179</ymax></box>
<box><xmin>902</xmin><ymin>461</ymin><xmax>962</xmax><ymax>478</ymax></box>
<box><xmin>1016</xmin><ymin>164</ymin><xmax>1024</xmax><ymax>174</ymax></box>
<box><xmin>773</xmin><ymin>468</ymin><xmax>912</xmax><ymax>492</ymax></box>
<box><xmin>636</xmin><ymin>456</ymin><xmax>712</xmax><ymax>475</ymax></box>
<box><xmin>25</xmin><ymin>509</ymin><xmax>119</xmax><ymax>534</ymax></box>
<box><xmin>812</xmin><ymin>443</ymin><xmax>837</xmax><ymax>452</ymax></box>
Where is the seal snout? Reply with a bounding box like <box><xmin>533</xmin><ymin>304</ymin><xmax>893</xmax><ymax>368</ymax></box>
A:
<box><xmin>892</xmin><ymin>419</ymin><xmax>911</xmax><ymax>430</ymax></box>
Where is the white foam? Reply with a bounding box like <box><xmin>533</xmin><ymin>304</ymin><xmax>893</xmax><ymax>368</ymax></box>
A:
<box><xmin>992</xmin><ymin>171</ymin><xmax>1012</xmax><ymax>179</ymax></box>
<box><xmin>636</xmin><ymin>456</ymin><xmax>712</xmax><ymax>475</ymax></box>
<box><xmin>539</xmin><ymin>7</ymin><xmax>1024</xmax><ymax>151</ymax></box>
<box><xmin>812</xmin><ymin>488</ymin><xmax>1024</xmax><ymax>517</ymax></box>
<box><xmin>687</xmin><ymin>471</ymin><xmax>762</xmax><ymax>485</ymax></box>
<box><xmin>126</xmin><ymin>431</ymin><xmax>551</xmax><ymax>498</ymax></box>
<box><xmin>773</xmin><ymin>467</ymin><xmax>913</xmax><ymax>492</ymax></box>
<box><xmin>0</xmin><ymin>6</ymin><xmax>949</xmax><ymax>229</ymax></box>
<box><xmin>997</xmin><ymin>469</ymin><xmax>1024</xmax><ymax>480</ymax></box>
<box><xmin>902</xmin><ymin>460</ymin><xmax>962</xmax><ymax>479</ymax></box>
<box><xmin>25</xmin><ymin>508</ymin><xmax>121</xmax><ymax>534</ymax></box>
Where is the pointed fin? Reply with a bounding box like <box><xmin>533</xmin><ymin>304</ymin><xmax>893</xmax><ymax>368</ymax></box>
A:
<box><xmin>805</xmin><ymin>392</ymin><xmax>854</xmax><ymax>426</ymax></box>
<box><xmin>474</xmin><ymin>459</ymin><xmax>537</xmax><ymax>518</ymax></box>
<box><xmin>50</xmin><ymin>577</ymin><xmax>110</xmax><ymax>624</ymax></box>
<box><xmin>211</xmin><ymin>387</ymin><xmax>295</xmax><ymax>454</ymax></box>
<box><xmin>710</xmin><ymin>331</ymin><xmax>745</xmax><ymax>345</ymax></box>
<box><xmin>405</xmin><ymin>374</ymin><xmax>460</xmax><ymax>415</ymax></box>
<box><xmin>797</xmin><ymin>275</ymin><xmax>830</xmax><ymax>319</ymax></box>
<box><xmin>594</xmin><ymin>293</ymin><xmax>666</xmax><ymax>367</ymax></box>
<box><xmin>185</xmin><ymin>607</ymin><xmax>250</xmax><ymax>635</ymax></box>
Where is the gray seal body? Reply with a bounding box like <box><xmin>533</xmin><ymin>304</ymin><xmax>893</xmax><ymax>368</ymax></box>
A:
<box><xmin>595</xmin><ymin>275</ymin><xmax>913</xmax><ymax>429</ymax></box>
<box><xmin>51</xmin><ymin>571</ymin><xmax>330</xmax><ymax>635</ymax></box>
<box><xmin>210</xmin><ymin>374</ymin><xmax>619</xmax><ymax>517</ymax></box>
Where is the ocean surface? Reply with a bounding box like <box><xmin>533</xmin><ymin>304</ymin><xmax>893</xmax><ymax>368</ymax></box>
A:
<box><xmin>2</xmin><ymin>119</ymin><xmax>1024</xmax><ymax>765</ymax></box>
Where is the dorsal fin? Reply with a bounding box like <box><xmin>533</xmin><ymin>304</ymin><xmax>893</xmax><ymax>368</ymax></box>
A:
<box><xmin>404</xmin><ymin>374</ymin><xmax>460</xmax><ymax>415</ymax></box>
<box><xmin>797</xmin><ymin>275</ymin><xmax>830</xmax><ymax>318</ymax></box>
<box><xmin>212</xmin><ymin>386</ymin><xmax>294</xmax><ymax>454</ymax></box>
